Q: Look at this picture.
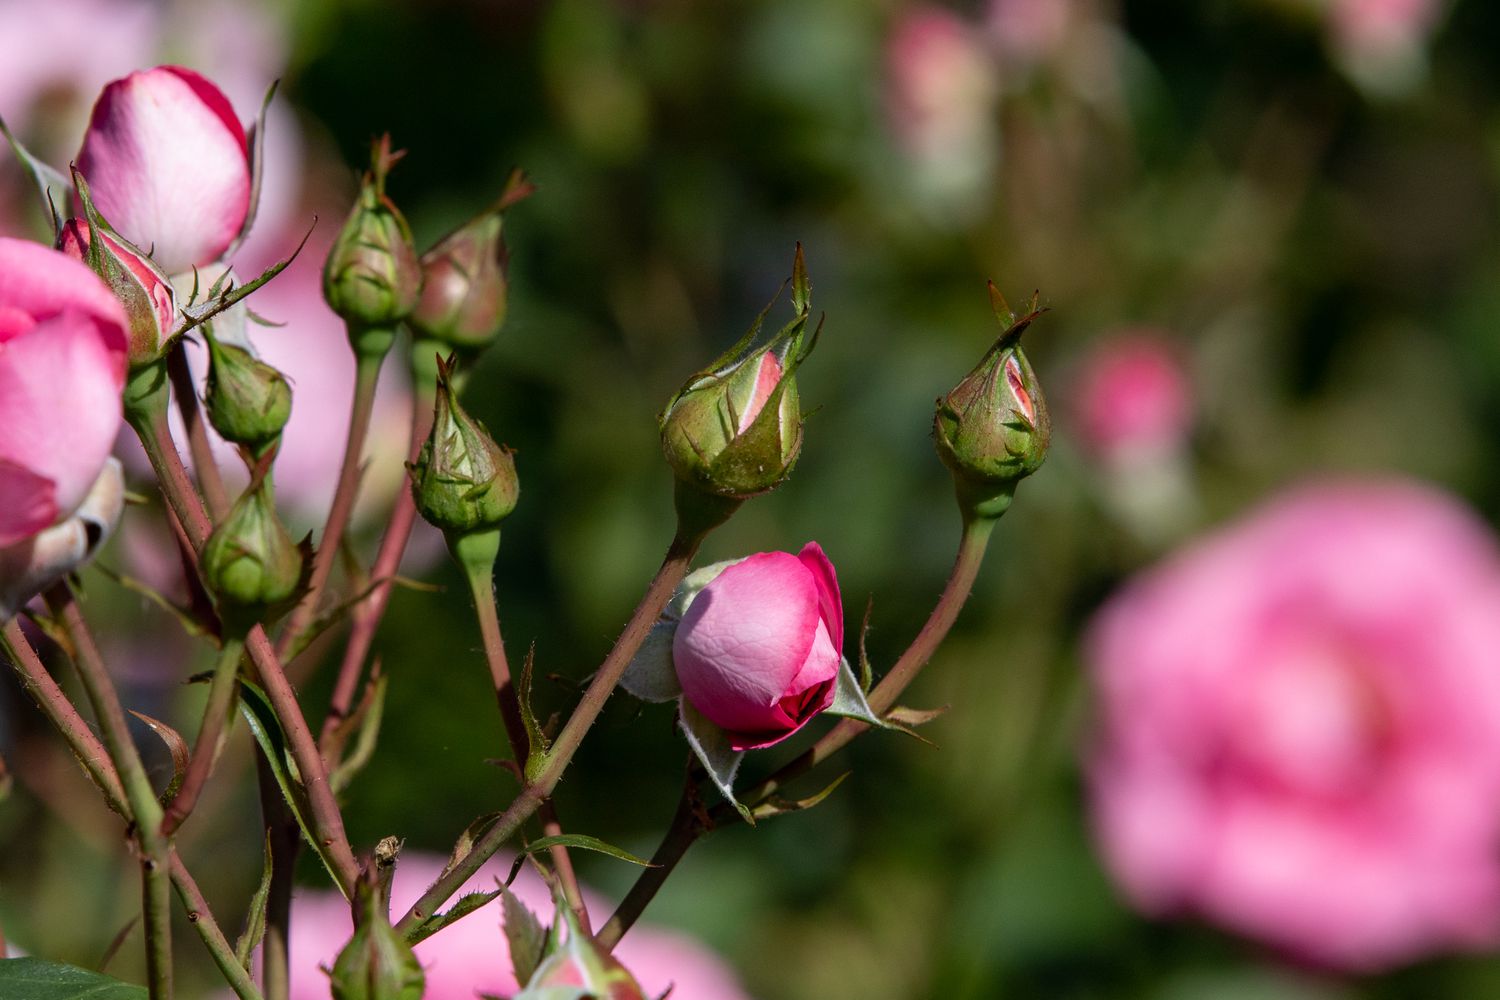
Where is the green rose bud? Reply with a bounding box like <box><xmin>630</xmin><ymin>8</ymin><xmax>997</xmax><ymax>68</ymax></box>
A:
<box><xmin>204</xmin><ymin>330</ymin><xmax>292</xmax><ymax>452</ymax></box>
<box><xmin>409</xmin><ymin>170</ymin><xmax>535</xmax><ymax>352</ymax></box>
<box><xmin>330</xmin><ymin>844</ymin><xmax>424</xmax><ymax>1000</ymax></box>
<box><xmin>514</xmin><ymin>887</ymin><xmax>647</xmax><ymax>1000</ymax></box>
<box><xmin>660</xmin><ymin>245</ymin><xmax>816</xmax><ymax>505</ymax></box>
<box><xmin>323</xmin><ymin>135</ymin><xmax>421</xmax><ymax>351</ymax></box>
<box><xmin>408</xmin><ymin>356</ymin><xmax>519</xmax><ymax>538</ymax></box>
<box><xmin>200</xmin><ymin>479</ymin><xmax>306</xmax><ymax>629</ymax></box>
<box><xmin>933</xmin><ymin>285</ymin><xmax>1051</xmax><ymax>519</ymax></box>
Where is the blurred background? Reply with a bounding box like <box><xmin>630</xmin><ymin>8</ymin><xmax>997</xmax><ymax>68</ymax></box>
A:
<box><xmin>4</xmin><ymin>0</ymin><xmax>1500</xmax><ymax>997</ymax></box>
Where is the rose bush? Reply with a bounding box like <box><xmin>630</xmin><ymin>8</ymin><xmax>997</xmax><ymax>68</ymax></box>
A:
<box><xmin>76</xmin><ymin>64</ymin><xmax>250</xmax><ymax>274</ymax></box>
<box><xmin>673</xmin><ymin>541</ymin><xmax>842</xmax><ymax>751</ymax></box>
<box><xmin>1086</xmin><ymin>479</ymin><xmax>1500</xmax><ymax>970</ymax></box>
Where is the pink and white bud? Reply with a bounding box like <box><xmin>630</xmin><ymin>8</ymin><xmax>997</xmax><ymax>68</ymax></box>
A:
<box><xmin>673</xmin><ymin>542</ymin><xmax>842</xmax><ymax>751</ymax></box>
<box><xmin>0</xmin><ymin>237</ymin><xmax>128</xmax><ymax>549</ymax></box>
<box><xmin>1070</xmin><ymin>332</ymin><xmax>1192</xmax><ymax>464</ymax></box>
<box><xmin>75</xmin><ymin>65</ymin><xmax>251</xmax><ymax>275</ymax></box>
<box><xmin>57</xmin><ymin>218</ymin><xmax>177</xmax><ymax>363</ymax></box>
<box><xmin>1325</xmin><ymin>0</ymin><xmax>1447</xmax><ymax>94</ymax></box>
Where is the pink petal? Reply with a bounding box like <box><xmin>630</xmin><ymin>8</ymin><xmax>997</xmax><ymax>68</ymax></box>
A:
<box><xmin>0</xmin><ymin>457</ymin><xmax>57</xmax><ymax>547</ymax></box>
<box><xmin>0</xmin><ymin>238</ymin><xmax>129</xmax><ymax>355</ymax></box>
<box><xmin>729</xmin><ymin>616</ymin><xmax>840</xmax><ymax>751</ymax></box>
<box><xmin>76</xmin><ymin>65</ymin><xmax>251</xmax><ymax>273</ymax></box>
<box><xmin>797</xmin><ymin>540</ymin><xmax>844</xmax><ymax>652</ymax></box>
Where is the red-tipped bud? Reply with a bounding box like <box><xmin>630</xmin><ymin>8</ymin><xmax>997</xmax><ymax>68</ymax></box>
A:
<box><xmin>58</xmin><ymin>218</ymin><xmax>177</xmax><ymax>365</ymax></box>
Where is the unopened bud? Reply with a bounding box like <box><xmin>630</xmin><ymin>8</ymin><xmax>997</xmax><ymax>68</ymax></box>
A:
<box><xmin>516</xmin><ymin>888</ymin><xmax>647</xmax><ymax>1000</ymax></box>
<box><xmin>329</xmin><ymin>856</ymin><xmax>424</xmax><ymax>1000</ymax></box>
<box><xmin>660</xmin><ymin>245</ymin><xmax>815</xmax><ymax>504</ymax></box>
<box><xmin>57</xmin><ymin>216</ymin><xmax>176</xmax><ymax>366</ymax></box>
<box><xmin>323</xmin><ymin>135</ymin><xmax>421</xmax><ymax>349</ymax></box>
<box><xmin>204</xmin><ymin>331</ymin><xmax>292</xmax><ymax>452</ymax></box>
<box><xmin>408</xmin><ymin>356</ymin><xmax>519</xmax><ymax>538</ymax></box>
<box><xmin>410</xmin><ymin>171</ymin><xmax>534</xmax><ymax>351</ymax></box>
<box><xmin>201</xmin><ymin>479</ymin><xmax>305</xmax><ymax>628</ymax></box>
<box><xmin>933</xmin><ymin>285</ymin><xmax>1050</xmax><ymax>517</ymax></box>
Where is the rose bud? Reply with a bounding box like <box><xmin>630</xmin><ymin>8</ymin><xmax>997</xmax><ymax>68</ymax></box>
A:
<box><xmin>408</xmin><ymin>356</ymin><xmax>518</xmax><ymax>540</ymax></box>
<box><xmin>409</xmin><ymin>171</ymin><xmax>535</xmax><ymax>352</ymax></box>
<box><xmin>323</xmin><ymin>135</ymin><xmax>421</xmax><ymax>352</ymax></box>
<box><xmin>57</xmin><ymin>217</ymin><xmax>177</xmax><ymax>365</ymax></box>
<box><xmin>672</xmin><ymin>542</ymin><xmax>842</xmax><ymax>751</ymax></box>
<box><xmin>329</xmin><ymin>859</ymin><xmax>425</xmax><ymax>1000</ymax></box>
<box><xmin>515</xmin><ymin>886</ymin><xmax>648</xmax><ymax>1000</ymax></box>
<box><xmin>201</xmin><ymin>479</ymin><xmax>306</xmax><ymax>630</ymax></box>
<box><xmin>0</xmin><ymin>238</ymin><xmax>128</xmax><ymax>551</ymax></box>
<box><xmin>75</xmin><ymin>65</ymin><xmax>251</xmax><ymax>275</ymax></box>
<box><xmin>204</xmin><ymin>331</ymin><xmax>292</xmax><ymax>454</ymax></box>
<box><xmin>660</xmin><ymin>246</ymin><xmax>816</xmax><ymax>506</ymax></box>
<box><xmin>933</xmin><ymin>284</ymin><xmax>1050</xmax><ymax>517</ymax></box>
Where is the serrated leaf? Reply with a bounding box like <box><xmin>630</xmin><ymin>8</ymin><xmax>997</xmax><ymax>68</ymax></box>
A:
<box><xmin>519</xmin><ymin>834</ymin><xmax>655</xmax><ymax>869</ymax></box>
<box><xmin>128</xmin><ymin>710</ymin><xmax>188</xmax><ymax>805</ymax></box>
<box><xmin>178</xmin><ymin>224</ymin><xmax>312</xmax><ymax>338</ymax></box>
<box><xmin>502</xmin><ymin>890</ymin><xmax>548</xmax><ymax>988</ymax></box>
<box><xmin>440</xmin><ymin>811</ymin><xmax>503</xmax><ymax>880</ymax></box>
<box><xmin>407</xmin><ymin>888</ymin><xmax>501</xmax><ymax>945</ymax></box>
<box><xmin>678</xmin><ymin>701</ymin><xmax>750</xmax><ymax>823</ymax></box>
<box><xmin>0</xmin><ymin>957</ymin><xmax>149</xmax><ymax>999</ymax></box>
<box><xmin>235</xmin><ymin>832</ymin><xmax>275</xmax><ymax>972</ymax></box>
<box><xmin>237</xmin><ymin>680</ymin><xmax>349</xmax><ymax>898</ymax></box>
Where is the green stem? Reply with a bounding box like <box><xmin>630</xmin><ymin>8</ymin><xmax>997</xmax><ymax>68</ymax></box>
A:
<box><xmin>1</xmin><ymin>621</ymin><xmax>261</xmax><ymax>999</ymax></box>
<box><xmin>167</xmin><ymin>342</ymin><xmax>229</xmax><ymax>520</ymax></box>
<box><xmin>595</xmin><ymin>767</ymin><xmax>702</xmax><ymax>949</ymax></box>
<box><xmin>460</xmin><ymin>544</ymin><xmax>590</xmax><ymax>931</ymax></box>
<box><xmin>278</xmin><ymin>345</ymin><xmax>387</xmax><ymax>657</ymax></box>
<box><xmin>160</xmin><ymin>635</ymin><xmax>246</xmax><ymax>835</ymax></box>
<box><xmin>44</xmin><ymin>585</ymin><xmax>173</xmax><ymax>1000</ymax></box>
<box><xmin>395</xmin><ymin>527</ymin><xmax>706</xmax><ymax>938</ymax></box>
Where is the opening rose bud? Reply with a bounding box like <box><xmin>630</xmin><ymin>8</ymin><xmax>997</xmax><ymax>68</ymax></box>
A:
<box><xmin>76</xmin><ymin>66</ymin><xmax>251</xmax><ymax>276</ymax></box>
<box><xmin>57</xmin><ymin>218</ymin><xmax>177</xmax><ymax>365</ymax></box>
<box><xmin>0</xmin><ymin>238</ymin><xmax>128</xmax><ymax>550</ymax></box>
<box><xmin>673</xmin><ymin>542</ymin><xmax>842</xmax><ymax>751</ymax></box>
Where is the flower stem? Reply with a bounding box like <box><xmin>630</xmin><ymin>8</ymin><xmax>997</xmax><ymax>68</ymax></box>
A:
<box><xmin>167</xmin><ymin>342</ymin><xmax>229</xmax><ymax>520</ymax></box>
<box><xmin>278</xmin><ymin>345</ymin><xmax>386</xmax><ymax>657</ymax></box>
<box><xmin>44</xmin><ymin>584</ymin><xmax>173</xmax><ymax>1000</ymax></box>
<box><xmin>1</xmin><ymin>621</ymin><xmax>261</xmax><ymax>1000</ymax></box>
<box><xmin>595</xmin><ymin>766</ymin><xmax>704</xmax><ymax>949</ymax></box>
<box><xmin>394</xmin><ymin>527</ymin><xmax>707</xmax><ymax>939</ymax></box>
<box><xmin>160</xmin><ymin>634</ymin><xmax>246</xmax><ymax>835</ymax></box>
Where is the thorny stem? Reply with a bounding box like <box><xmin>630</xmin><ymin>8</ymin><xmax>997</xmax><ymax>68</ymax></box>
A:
<box><xmin>129</xmin><ymin>402</ymin><xmax>361</xmax><ymax>894</ymax></box>
<box><xmin>160</xmin><ymin>635</ymin><xmax>246</xmax><ymax>835</ymax></box>
<box><xmin>167</xmin><ymin>342</ymin><xmax>229</xmax><ymax>520</ymax></box>
<box><xmin>44</xmin><ymin>585</ymin><xmax>173</xmax><ymax>1000</ymax></box>
<box><xmin>318</xmin><ymin>378</ymin><xmax>435</xmax><ymax>760</ymax></box>
<box><xmin>0</xmin><ymin>621</ymin><xmax>263</xmax><ymax>1000</ymax></box>
<box><xmin>278</xmin><ymin>347</ymin><xmax>386</xmax><ymax>657</ymax></box>
<box><xmin>603</xmin><ymin>515</ymin><xmax>999</xmax><ymax>947</ymax></box>
<box><xmin>394</xmin><ymin>528</ymin><xmax>705</xmax><ymax>939</ymax></box>
<box><xmin>462</xmin><ymin>556</ymin><xmax>590</xmax><ymax>931</ymax></box>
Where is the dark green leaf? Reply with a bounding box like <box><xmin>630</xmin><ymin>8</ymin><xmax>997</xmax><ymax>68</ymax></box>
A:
<box><xmin>235</xmin><ymin>832</ymin><xmax>275</xmax><ymax>972</ymax></box>
<box><xmin>0</xmin><ymin>957</ymin><xmax>148</xmax><ymax>999</ymax></box>
<box><xmin>519</xmin><ymin>834</ymin><xmax>656</xmax><ymax>869</ymax></box>
<box><xmin>502</xmin><ymin>890</ymin><xmax>548</xmax><ymax>988</ymax></box>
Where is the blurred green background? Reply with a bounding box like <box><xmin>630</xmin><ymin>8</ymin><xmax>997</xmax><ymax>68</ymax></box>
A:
<box><xmin>6</xmin><ymin>0</ymin><xmax>1500</xmax><ymax>996</ymax></box>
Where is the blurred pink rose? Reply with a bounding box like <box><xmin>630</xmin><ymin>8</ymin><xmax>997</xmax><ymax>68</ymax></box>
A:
<box><xmin>76</xmin><ymin>65</ymin><xmax>251</xmax><ymax>274</ymax></box>
<box><xmin>673</xmin><ymin>542</ymin><xmax>842</xmax><ymax>751</ymax></box>
<box><xmin>282</xmin><ymin>852</ymin><xmax>752</xmax><ymax>1000</ymax></box>
<box><xmin>986</xmin><ymin>0</ymin><xmax>1073</xmax><ymax>63</ymax></box>
<box><xmin>0</xmin><ymin>237</ymin><xmax>128</xmax><ymax>545</ymax></box>
<box><xmin>1070</xmin><ymin>333</ymin><xmax>1192</xmax><ymax>462</ymax></box>
<box><xmin>1330</xmin><ymin>0</ymin><xmax>1442</xmax><ymax>58</ymax></box>
<box><xmin>1087</xmin><ymin>479</ymin><xmax>1500</xmax><ymax>970</ymax></box>
<box><xmin>57</xmin><ymin>218</ymin><xmax>176</xmax><ymax>363</ymax></box>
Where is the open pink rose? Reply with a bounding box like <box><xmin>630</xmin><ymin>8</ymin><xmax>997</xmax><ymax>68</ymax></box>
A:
<box><xmin>0</xmin><ymin>237</ymin><xmax>128</xmax><ymax>547</ymax></box>
<box><xmin>76</xmin><ymin>65</ymin><xmax>250</xmax><ymax>274</ymax></box>
<box><xmin>1087</xmin><ymin>479</ymin><xmax>1500</xmax><ymax>970</ymax></box>
<box><xmin>277</xmin><ymin>852</ymin><xmax>753</xmax><ymax>1000</ymax></box>
<box><xmin>673</xmin><ymin>542</ymin><xmax>842</xmax><ymax>751</ymax></box>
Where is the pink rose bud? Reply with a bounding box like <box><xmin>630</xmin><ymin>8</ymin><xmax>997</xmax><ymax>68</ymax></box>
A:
<box><xmin>0</xmin><ymin>237</ymin><xmax>129</xmax><ymax>549</ymax></box>
<box><xmin>673</xmin><ymin>542</ymin><xmax>842</xmax><ymax>750</ymax></box>
<box><xmin>1070</xmin><ymin>331</ymin><xmax>1191</xmax><ymax>463</ymax></box>
<box><xmin>76</xmin><ymin>65</ymin><xmax>251</xmax><ymax>275</ymax></box>
<box><xmin>1087</xmin><ymin>479</ymin><xmax>1500</xmax><ymax>970</ymax></box>
<box><xmin>57</xmin><ymin>218</ymin><xmax>177</xmax><ymax>365</ymax></box>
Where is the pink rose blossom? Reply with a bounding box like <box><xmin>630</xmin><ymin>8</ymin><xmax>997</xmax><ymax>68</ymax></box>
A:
<box><xmin>1087</xmin><ymin>479</ymin><xmax>1500</xmax><ymax>970</ymax></box>
<box><xmin>673</xmin><ymin>542</ymin><xmax>842</xmax><ymax>751</ymax></box>
<box><xmin>1071</xmin><ymin>332</ymin><xmax>1192</xmax><ymax>462</ymax></box>
<box><xmin>76</xmin><ymin>65</ymin><xmax>251</xmax><ymax>274</ymax></box>
<box><xmin>57</xmin><ymin>218</ymin><xmax>176</xmax><ymax>363</ymax></box>
<box><xmin>0</xmin><ymin>237</ymin><xmax>128</xmax><ymax>546</ymax></box>
<box><xmin>279</xmin><ymin>852</ymin><xmax>753</xmax><ymax>1000</ymax></box>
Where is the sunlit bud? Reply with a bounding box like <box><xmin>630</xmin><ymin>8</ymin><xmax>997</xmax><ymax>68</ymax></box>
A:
<box><xmin>408</xmin><ymin>356</ymin><xmax>519</xmax><ymax>538</ymax></box>
<box><xmin>200</xmin><ymin>478</ymin><xmax>305</xmax><ymax>629</ymax></box>
<box><xmin>204</xmin><ymin>331</ymin><xmax>292</xmax><ymax>453</ymax></box>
